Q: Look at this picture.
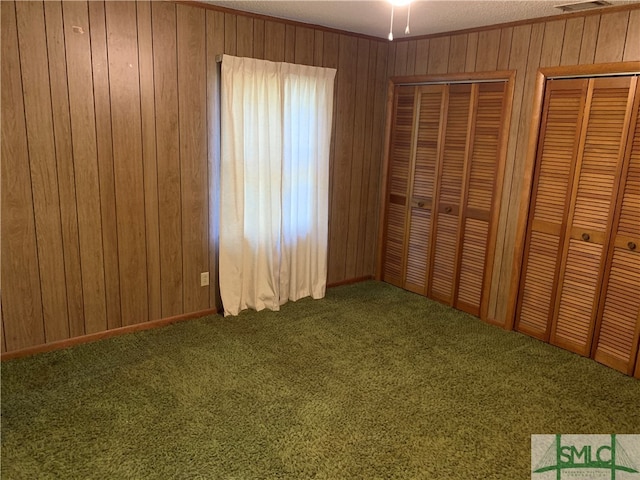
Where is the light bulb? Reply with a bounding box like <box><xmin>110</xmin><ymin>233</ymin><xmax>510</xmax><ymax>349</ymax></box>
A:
<box><xmin>388</xmin><ymin>0</ymin><xmax>412</xmax><ymax>6</ymax></box>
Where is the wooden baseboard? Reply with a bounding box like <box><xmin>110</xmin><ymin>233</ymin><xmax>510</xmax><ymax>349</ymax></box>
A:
<box><xmin>1</xmin><ymin>276</ymin><xmax>374</xmax><ymax>361</ymax></box>
<box><xmin>327</xmin><ymin>275</ymin><xmax>373</xmax><ymax>288</ymax></box>
<box><xmin>1</xmin><ymin>308</ymin><xmax>219</xmax><ymax>362</ymax></box>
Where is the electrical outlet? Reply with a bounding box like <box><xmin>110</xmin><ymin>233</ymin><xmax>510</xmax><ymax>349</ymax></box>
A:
<box><xmin>200</xmin><ymin>272</ymin><xmax>210</xmax><ymax>287</ymax></box>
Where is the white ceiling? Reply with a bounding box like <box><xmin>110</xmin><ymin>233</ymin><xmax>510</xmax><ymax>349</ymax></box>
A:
<box><xmin>204</xmin><ymin>0</ymin><xmax>639</xmax><ymax>39</ymax></box>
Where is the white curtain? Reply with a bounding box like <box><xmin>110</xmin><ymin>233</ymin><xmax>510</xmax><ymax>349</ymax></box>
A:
<box><xmin>220</xmin><ymin>55</ymin><xmax>336</xmax><ymax>316</ymax></box>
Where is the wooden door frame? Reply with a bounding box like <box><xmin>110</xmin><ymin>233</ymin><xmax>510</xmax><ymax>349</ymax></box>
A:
<box><xmin>504</xmin><ymin>62</ymin><xmax>640</xmax><ymax>331</ymax></box>
<box><xmin>375</xmin><ymin>70</ymin><xmax>516</xmax><ymax>284</ymax></box>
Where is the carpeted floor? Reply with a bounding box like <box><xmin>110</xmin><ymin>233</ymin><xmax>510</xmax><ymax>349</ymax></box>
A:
<box><xmin>2</xmin><ymin>281</ymin><xmax>639</xmax><ymax>479</ymax></box>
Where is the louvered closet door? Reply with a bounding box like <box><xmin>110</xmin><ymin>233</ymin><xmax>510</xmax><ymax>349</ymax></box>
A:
<box><xmin>404</xmin><ymin>85</ymin><xmax>445</xmax><ymax>293</ymax></box>
<box><xmin>382</xmin><ymin>86</ymin><xmax>417</xmax><ymax>287</ymax></box>
<box><xmin>550</xmin><ymin>77</ymin><xmax>636</xmax><ymax>356</ymax></box>
<box><xmin>456</xmin><ymin>82</ymin><xmax>507</xmax><ymax>316</ymax></box>
<box><xmin>429</xmin><ymin>84</ymin><xmax>472</xmax><ymax>304</ymax></box>
<box><xmin>592</xmin><ymin>80</ymin><xmax>640</xmax><ymax>374</ymax></box>
<box><xmin>515</xmin><ymin>79</ymin><xmax>588</xmax><ymax>340</ymax></box>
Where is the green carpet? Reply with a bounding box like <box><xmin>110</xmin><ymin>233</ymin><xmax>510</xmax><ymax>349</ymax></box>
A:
<box><xmin>2</xmin><ymin>281</ymin><xmax>639</xmax><ymax>479</ymax></box>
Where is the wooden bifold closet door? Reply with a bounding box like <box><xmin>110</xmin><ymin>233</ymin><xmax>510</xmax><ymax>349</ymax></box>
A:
<box><xmin>516</xmin><ymin>75</ymin><xmax>640</xmax><ymax>375</ymax></box>
<box><xmin>380</xmin><ymin>80</ymin><xmax>509</xmax><ymax>320</ymax></box>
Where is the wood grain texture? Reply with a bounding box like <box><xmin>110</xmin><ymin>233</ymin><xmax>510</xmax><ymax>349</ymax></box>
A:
<box><xmin>285</xmin><ymin>24</ymin><xmax>295</xmax><ymax>63</ymax></box>
<box><xmin>328</xmin><ymin>34</ymin><xmax>358</xmax><ymax>283</ymax></box>
<box><xmin>236</xmin><ymin>14</ymin><xmax>253</xmax><ymax>57</ymax></box>
<box><xmin>137</xmin><ymin>0</ymin><xmax>162</xmax><ymax>322</ymax></box>
<box><xmin>177</xmin><ymin>4</ymin><xmax>209</xmax><ymax>313</ymax></box>
<box><xmin>465</xmin><ymin>33</ymin><xmax>478</xmax><ymax>72</ymax></box>
<box><xmin>406</xmin><ymin>40</ymin><xmax>417</xmax><ymax>76</ymax></box>
<box><xmin>539</xmin><ymin>20</ymin><xmax>566</xmax><ymax>68</ymax></box>
<box><xmin>63</xmin><ymin>1</ymin><xmax>108</xmax><ymax>334</ymax></box>
<box><xmin>105</xmin><ymin>0</ymin><xmax>148</xmax><ymax>326</ymax></box>
<box><xmin>1</xmin><ymin>0</ymin><xmax>45</xmax><ymax>350</ymax></box>
<box><xmin>345</xmin><ymin>38</ymin><xmax>370</xmax><ymax>279</ymax></box>
<box><xmin>294</xmin><ymin>26</ymin><xmax>314</xmax><ymax>65</ymax></box>
<box><xmin>448</xmin><ymin>34</ymin><xmax>467</xmax><ymax>74</ymax></box>
<box><xmin>623</xmin><ymin>9</ymin><xmax>640</xmax><ymax>61</ymax></box>
<box><xmin>561</xmin><ymin>17</ymin><xmax>584</xmax><ymax>66</ymax></box>
<box><xmin>253</xmin><ymin>19</ymin><xmax>265</xmax><ymax>59</ymax></box>
<box><xmin>152</xmin><ymin>1</ymin><xmax>184</xmax><ymax>318</ymax></box>
<box><xmin>88</xmin><ymin>0</ymin><xmax>122</xmax><ymax>330</ymax></box>
<box><xmin>427</xmin><ymin>36</ymin><xmax>449</xmax><ymax>74</ymax></box>
<box><xmin>497</xmin><ymin>28</ymin><xmax>513</xmax><ymax>70</ymax></box>
<box><xmin>415</xmin><ymin>39</ymin><xmax>429</xmax><ymax>75</ymax></box>
<box><xmin>475</xmin><ymin>29</ymin><xmax>501</xmax><ymax>71</ymax></box>
<box><xmin>264</xmin><ymin>20</ymin><xmax>285</xmax><ymax>62</ymax></box>
<box><xmin>44</xmin><ymin>0</ymin><xmax>85</xmax><ymax>338</ymax></box>
<box><xmin>594</xmin><ymin>11</ymin><xmax>629</xmax><ymax>63</ymax></box>
<box><xmin>207</xmin><ymin>9</ymin><xmax>224</xmax><ymax>311</ymax></box>
<box><xmin>15</xmin><ymin>1</ymin><xmax>69</xmax><ymax>343</ymax></box>
<box><xmin>224</xmin><ymin>13</ymin><xmax>236</xmax><ymax>55</ymax></box>
<box><xmin>579</xmin><ymin>15</ymin><xmax>600</xmax><ymax>64</ymax></box>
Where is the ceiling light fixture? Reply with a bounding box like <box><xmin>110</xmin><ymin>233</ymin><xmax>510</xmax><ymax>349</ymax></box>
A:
<box><xmin>387</xmin><ymin>0</ymin><xmax>413</xmax><ymax>41</ymax></box>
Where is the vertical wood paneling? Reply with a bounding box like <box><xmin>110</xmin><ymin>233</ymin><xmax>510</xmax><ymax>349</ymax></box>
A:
<box><xmin>152</xmin><ymin>2</ymin><xmax>183</xmax><ymax>318</ymax></box>
<box><xmin>236</xmin><ymin>15</ymin><xmax>253</xmax><ymax>57</ymax></box>
<box><xmin>253</xmin><ymin>19</ymin><xmax>265</xmax><ymax>59</ymax></box>
<box><xmin>539</xmin><ymin>20</ymin><xmax>566</xmax><ymax>68</ymax></box>
<box><xmin>63</xmin><ymin>1</ymin><xmax>108</xmax><ymax>334</ymax></box>
<box><xmin>314</xmin><ymin>30</ymin><xmax>324</xmax><ymax>66</ymax></box>
<box><xmin>493</xmin><ymin>22</ymin><xmax>544</xmax><ymax>324</ymax></box>
<box><xmin>285</xmin><ymin>24</ymin><xmax>296</xmax><ymax>63</ymax></box>
<box><xmin>448</xmin><ymin>34</ymin><xmax>467</xmax><ymax>73</ymax></box>
<box><xmin>428</xmin><ymin>36</ymin><xmax>450</xmax><ymax>74</ymax></box>
<box><xmin>475</xmin><ymin>29</ymin><xmax>501</xmax><ymax>71</ymax></box>
<box><xmin>579</xmin><ymin>15</ymin><xmax>600</xmax><ymax>64</ymax></box>
<box><xmin>415</xmin><ymin>38</ymin><xmax>429</xmax><ymax>75</ymax></box>
<box><xmin>328</xmin><ymin>34</ymin><xmax>358</xmax><ymax>283</ymax></box>
<box><xmin>1</xmin><ymin>0</ymin><xmax>45</xmax><ymax>350</ymax></box>
<box><xmin>207</xmin><ymin>10</ymin><xmax>224</xmax><ymax>311</ymax></box>
<box><xmin>465</xmin><ymin>32</ymin><xmax>479</xmax><ymax>72</ymax></box>
<box><xmin>137</xmin><ymin>0</ymin><xmax>162</xmax><ymax>323</ymax></box>
<box><xmin>488</xmin><ymin>24</ymin><xmax>532</xmax><ymax>321</ymax></box>
<box><xmin>105</xmin><ymin>1</ymin><xmax>148</xmax><ymax>326</ymax></box>
<box><xmin>295</xmin><ymin>27</ymin><xmax>314</xmax><ymax>65</ymax></box>
<box><xmin>264</xmin><ymin>21</ymin><xmax>285</xmax><ymax>62</ymax></box>
<box><xmin>364</xmin><ymin>41</ymin><xmax>390</xmax><ymax>275</ymax></box>
<box><xmin>224</xmin><ymin>13</ymin><xmax>236</xmax><ymax>55</ymax></box>
<box><xmin>594</xmin><ymin>11</ymin><xmax>629</xmax><ymax>63</ymax></box>
<box><xmin>497</xmin><ymin>28</ymin><xmax>513</xmax><ymax>70</ymax></box>
<box><xmin>623</xmin><ymin>9</ymin><xmax>640</xmax><ymax>60</ymax></box>
<box><xmin>345</xmin><ymin>38</ymin><xmax>370</xmax><ymax>279</ymax></box>
<box><xmin>406</xmin><ymin>40</ymin><xmax>417</xmax><ymax>76</ymax></box>
<box><xmin>561</xmin><ymin>17</ymin><xmax>584</xmax><ymax>65</ymax></box>
<box><xmin>44</xmin><ymin>1</ymin><xmax>85</xmax><ymax>338</ymax></box>
<box><xmin>395</xmin><ymin>41</ymin><xmax>409</xmax><ymax>76</ymax></box>
<box><xmin>88</xmin><ymin>0</ymin><xmax>122</xmax><ymax>330</ymax></box>
<box><xmin>15</xmin><ymin>1</ymin><xmax>69</xmax><ymax>342</ymax></box>
<box><xmin>177</xmin><ymin>4</ymin><xmax>209</xmax><ymax>313</ymax></box>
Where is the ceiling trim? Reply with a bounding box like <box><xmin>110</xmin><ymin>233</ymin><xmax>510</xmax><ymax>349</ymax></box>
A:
<box><xmin>173</xmin><ymin>0</ymin><xmax>384</xmax><ymax>42</ymax></box>
<box><xmin>396</xmin><ymin>2</ymin><xmax>640</xmax><ymax>42</ymax></box>
<box><xmin>173</xmin><ymin>0</ymin><xmax>640</xmax><ymax>43</ymax></box>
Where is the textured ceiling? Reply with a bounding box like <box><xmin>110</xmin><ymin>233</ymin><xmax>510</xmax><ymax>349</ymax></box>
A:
<box><xmin>204</xmin><ymin>0</ymin><xmax>639</xmax><ymax>39</ymax></box>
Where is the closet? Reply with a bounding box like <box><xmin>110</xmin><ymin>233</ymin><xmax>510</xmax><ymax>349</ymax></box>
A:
<box><xmin>515</xmin><ymin>75</ymin><xmax>640</xmax><ymax>375</ymax></box>
<box><xmin>379</xmin><ymin>76</ymin><xmax>512</xmax><ymax>320</ymax></box>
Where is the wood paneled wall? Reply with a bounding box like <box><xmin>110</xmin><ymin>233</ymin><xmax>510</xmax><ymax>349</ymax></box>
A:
<box><xmin>1</xmin><ymin>0</ymin><xmax>389</xmax><ymax>352</ymax></box>
<box><xmin>386</xmin><ymin>6</ymin><xmax>640</xmax><ymax>325</ymax></box>
<box><xmin>2</xmin><ymin>0</ymin><xmax>639</xmax><ymax>353</ymax></box>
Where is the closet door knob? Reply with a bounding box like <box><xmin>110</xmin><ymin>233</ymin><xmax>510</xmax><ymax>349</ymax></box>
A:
<box><xmin>581</xmin><ymin>233</ymin><xmax>590</xmax><ymax>242</ymax></box>
<box><xmin>628</xmin><ymin>241</ymin><xmax>637</xmax><ymax>251</ymax></box>
<box><xmin>445</xmin><ymin>206</ymin><xmax>452</xmax><ymax>214</ymax></box>
<box><xmin>418</xmin><ymin>201</ymin><xmax>425</xmax><ymax>208</ymax></box>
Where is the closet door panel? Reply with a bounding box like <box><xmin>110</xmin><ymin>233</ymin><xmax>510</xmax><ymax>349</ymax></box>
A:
<box><xmin>551</xmin><ymin>77</ymin><xmax>635</xmax><ymax>355</ymax></box>
<box><xmin>382</xmin><ymin>86</ymin><xmax>416</xmax><ymax>286</ymax></box>
<box><xmin>516</xmin><ymin>79</ymin><xmax>587</xmax><ymax>339</ymax></box>
<box><xmin>457</xmin><ymin>82</ymin><xmax>506</xmax><ymax>315</ymax></box>
<box><xmin>429</xmin><ymin>85</ymin><xmax>471</xmax><ymax>303</ymax></box>
<box><xmin>593</xmin><ymin>85</ymin><xmax>640</xmax><ymax>374</ymax></box>
<box><xmin>405</xmin><ymin>86</ymin><xmax>444</xmax><ymax>293</ymax></box>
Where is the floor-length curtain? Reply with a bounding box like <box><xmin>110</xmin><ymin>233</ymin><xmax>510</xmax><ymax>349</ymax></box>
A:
<box><xmin>220</xmin><ymin>55</ymin><xmax>336</xmax><ymax>316</ymax></box>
